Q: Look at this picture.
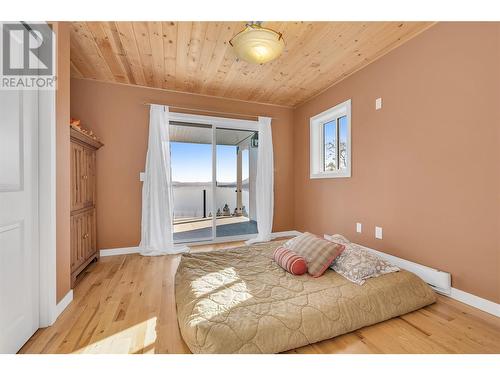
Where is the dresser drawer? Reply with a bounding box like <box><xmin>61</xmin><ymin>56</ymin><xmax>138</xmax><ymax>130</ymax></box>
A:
<box><xmin>70</xmin><ymin>208</ymin><xmax>97</xmax><ymax>273</ymax></box>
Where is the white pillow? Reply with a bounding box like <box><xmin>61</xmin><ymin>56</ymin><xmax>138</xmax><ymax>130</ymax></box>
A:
<box><xmin>324</xmin><ymin>234</ymin><xmax>399</xmax><ymax>285</ymax></box>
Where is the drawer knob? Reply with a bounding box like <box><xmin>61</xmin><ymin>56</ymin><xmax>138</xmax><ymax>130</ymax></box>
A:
<box><xmin>82</xmin><ymin>175</ymin><xmax>88</xmax><ymax>180</ymax></box>
<box><xmin>82</xmin><ymin>233</ymin><xmax>89</xmax><ymax>239</ymax></box>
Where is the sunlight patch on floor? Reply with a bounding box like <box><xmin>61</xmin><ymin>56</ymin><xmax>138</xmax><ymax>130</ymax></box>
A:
<box><xmin>72</xmin><ymin>317</ymin><xmax>158</xmax><ymax>354</ymax></box>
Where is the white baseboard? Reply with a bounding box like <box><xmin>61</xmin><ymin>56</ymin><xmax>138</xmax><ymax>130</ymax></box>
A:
<box><xmin>100</xmin><ymin>246</ymin><xmax>140</xmax><ymax>257</ymax></box>
<box><xmin>355</xmin><ymin>242</ymin><xmax>499</xmax><ymax>318</ymax></box>
<box><xmin>55</xmin><ymin>289</ymin><xmax>73</xmax><ymax>320</ymax></box>
<box><xmin>356</xmin><ymin>242</ymin><xmax>452</xmax><ymax>295</ymax></box>
<box><xmin>100</xmin><ymin>230</ymin><xmax>302</xmax><ymax>257</ymax></box>
<box><xmin>450</xmin><ymin>287</ymin><xmax>500</xmax><ymax>317</ymax></box>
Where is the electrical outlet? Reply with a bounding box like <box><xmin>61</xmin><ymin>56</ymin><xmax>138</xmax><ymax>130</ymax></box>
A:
<box><xmin>356</xmin><ymin>222</ymin><xmax>362</xmax><ymax>233</ymax></box>
<box><xmin>139</xmin><ymin>172</ymin><xmax>145</xmax><ymax>181</ymax></box>
<box><xmin>375</xmin><ymin>97</ymin><xmax>382</xmax><ymax>110</ymax></box>
<box><xmin>375</xmin><ymin>226</ymin><xmax>383</xmax><ymax>239</ymax></box>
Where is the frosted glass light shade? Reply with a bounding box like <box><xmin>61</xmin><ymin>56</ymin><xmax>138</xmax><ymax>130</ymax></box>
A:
<box><xmin>230</xmin><ymin>25</ymin><xmax>285</xmax><ymax>64</ymax></box>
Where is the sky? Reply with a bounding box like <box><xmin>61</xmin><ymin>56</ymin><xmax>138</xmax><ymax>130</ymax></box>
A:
<box><xmin>171</xmin><ymin>142</ymin><xmax>248</xmax><ymax>183</ymax></box>
<box><xmin>324</xmin><ymin>116</ymin><xmax>348</xmax><ymax>146</ymax></box>
<box><xmin>324</xmin><ymin>116</ymin><xmax>348</xmax><ymax>168</ymax></box>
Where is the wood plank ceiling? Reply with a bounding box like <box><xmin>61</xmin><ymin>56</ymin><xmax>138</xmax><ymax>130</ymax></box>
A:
<box><xmin>70</xmin><ymin>22</ymin><xmax>434</xmax><ymax>107</ymax></box>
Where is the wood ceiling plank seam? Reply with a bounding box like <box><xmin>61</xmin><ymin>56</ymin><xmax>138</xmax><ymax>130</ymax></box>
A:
<box><xmin>277</xmin><ymin>22</ymin><xmax>366</xmax><ymax>101</ymax></box>
<box><xmin>254</xmin><ymin>22</ymin><xmax>343</xmax><ymax>104</ymax></box>
<box><xmin>286</xmin><ymin>22</ymin><xmax>384</xmax><ymax>102</ymax></box>
<box><xmin>202</xmin><ymin>22</ymin><xmax>252</xmax><ymax>97</ymax></box>
<box><xmin>247</xmin><ymin>22</ymin><xmax>336</xmax><ymax>103</ymax></box>
<box><xmin>103</xmin><ymin>21</ymin><xmax>137</xmax><ymax>85</ymax></box>
<box><xmin>363</xmin><ymin>22</ymin><xmax>432</xmax><ymax>58</ymax></box>
<box><xmin>218</xmin><ymin>59</ymin><xmax>255</xmax><ymax>99</ymax></box>
<box><xmin>114</xmin><ymin>22</ymin><xmax>147</xmax><ymax>86</ymax></box>
<box><xmin>297</xmin><ymin>22</ymin><xmax>376</xmax><ymax>77</ymax></box>
<box><xmin>352</xmin><ymin>22</ymin><xmax>434</xmax><ymax>67</ymax></box>
<box><xmin>197</xmin><ymin>22</ymin><xmax>243</xmax><ymax>95</ymax></box>
<box><xmin>71</xmin><ymin>22</ymin><xmax>114</xmax><ymax>82</ymax></box>
<box><xmin>192</xmin><ymin>22</ymin><xmax>221</xmax><ymax>93</ymax></box>
<box><xmin>162</xmin><ymin>21</ymin><xmax>178</xmax><ymax>90</ymax></box>
<box><xmin>330</xmin><ymin>22</ymin><xmax>409</xmax><ymax>75</ymax></box>
<box><xmin>70</xmin><ymin>44</ymin><xmax>96</xmax><ymax>79</ymax></box>
<box><xmin>147</xmin><ymin>22</ymin><xmax>166</xmax><ymax>89</ymax></box>
<box><xmin>132</xmin><ymin>22</ymin><xmax>156</xmax><ymax>87</ymax></box>
<box><xmin>82</xmin><ymin>22</ymin><xmax>116</xmax><ymax>82</ymax></box>
<box><xmin>69</xmin><ymin>25</ymin><xmax>101</xmax><ymax>79</ymax></box>
<box><xmin>174</xmin><ymin>21</ymin><xmax>193</xmax><ymax>90</ymax></box>
<box><xmin>70</xmin><ymin>22</ymin><xmax>113</xmax><ymax>80</ymax></box>
<box><xmin>287</xmin><ymin>23</ymin><xmax>400</xmax><ymax>105</ymax></box>
<box><xmin>85</xmin><ymin>22</ymin><xmax>128</xmax><ymax>84</ymax></box>
<box><xmin>185</xmin><ymin>22</ymin><xmax>208</xmax><ymax>93</ymax></box>
<box><xmin>217</xmin><ymin>57</ymin><xmax>254</xmax><ymax>98</ymax></box>
<box><xmin>206</xmin><ymin>47</ymin><xmax>238</xmax><ymax>97</ymax></box>
<box><xmin>197</xmin><ymin>22</ymin><xmax>237</xmax><ymax>95</ymax></box>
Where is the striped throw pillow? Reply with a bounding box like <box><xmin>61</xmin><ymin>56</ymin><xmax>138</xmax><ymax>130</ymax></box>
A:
<box><xmin>285</xmin><ymin>232</ymin><xmax>345</xmax><ymax>277</ymax></box>
<box><xmin>273</xmin><ymin>246</ymin><xmax>308</xmax><ymax>275</ymax></box>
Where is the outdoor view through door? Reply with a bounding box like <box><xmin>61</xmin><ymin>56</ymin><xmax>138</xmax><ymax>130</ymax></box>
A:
<box><xmin>170</xmin><ymin>122</ymin><xmax>258</xmax><ymax>243</ymax></box>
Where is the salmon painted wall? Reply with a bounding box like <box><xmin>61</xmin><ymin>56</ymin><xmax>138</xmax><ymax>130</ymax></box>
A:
<box><xmin>54</xmin><ymin>22</ymin><xmax>71</xmax><ymax>303</ymax></box>
<box><xmin>70</xmin><ymin>79</ymin><xmax>295</xmax><ymax>250</ymax></box>
<box><xmin>293</xmin><ymin>23</ymin><xmax>500</xmax><ymax>302</ymax></box>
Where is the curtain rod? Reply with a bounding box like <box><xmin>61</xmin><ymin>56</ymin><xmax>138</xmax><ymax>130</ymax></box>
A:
<box><xmin>142</xmin><ymin>102</ymin><xmax>276</xmax><ymax>120</ymax></box>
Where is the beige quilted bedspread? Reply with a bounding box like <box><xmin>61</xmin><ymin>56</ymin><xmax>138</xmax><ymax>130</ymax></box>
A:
<box><xmin>175</xmin><ymin>241</ymin><xmax>436</xmax><ymax>354</ymax></box>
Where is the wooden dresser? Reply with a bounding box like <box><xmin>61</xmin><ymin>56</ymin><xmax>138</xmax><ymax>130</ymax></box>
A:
<box><xmin>70</xmin><ymin>127</ymin><xmax>103</xmax><ymax>286</ymax></box>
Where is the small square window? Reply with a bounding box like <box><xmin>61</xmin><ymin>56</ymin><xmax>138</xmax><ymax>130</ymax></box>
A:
<box><xmin>310</xmin><ymin>99</ymin><xmax>351</xmax><ymax>179</ymax></box>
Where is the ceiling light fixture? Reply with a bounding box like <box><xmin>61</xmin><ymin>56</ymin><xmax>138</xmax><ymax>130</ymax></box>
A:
<box><xmin>229</xmin><ymin>22</ymin><xmax>285</xmax><ymax>64</ymax></box>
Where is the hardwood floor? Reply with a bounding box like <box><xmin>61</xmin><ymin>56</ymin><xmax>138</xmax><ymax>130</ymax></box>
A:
<box><xmin>20</xmin><ymin>240</ymin><xmax>500</xmax><ymax>354</ymax></box>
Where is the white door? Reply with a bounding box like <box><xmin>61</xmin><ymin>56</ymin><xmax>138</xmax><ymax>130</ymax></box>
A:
<box><xmin>0</xmin><ymin>86</ymin><xmax>40</xmax><ymax>352</ymax></box>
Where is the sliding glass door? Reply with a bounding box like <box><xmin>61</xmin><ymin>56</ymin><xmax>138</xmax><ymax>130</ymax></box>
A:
<box><xmin>170</xmin><ymin>122</ymin><xmax>213</xmax><ymax>243</ymax></box>
<box><xmin>215</xmin><ymin>128</ymin><xmax>258</xmax><ymax>239</ymax></box>
<box><xmin>169</xmin><ymin>120</ymin><xmax>258</xmax><ymax>244</ymax></box>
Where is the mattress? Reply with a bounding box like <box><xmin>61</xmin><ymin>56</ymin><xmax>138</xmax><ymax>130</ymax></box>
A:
<box><xmin>175</xmin><ymin>240</ymin><xmax>436</xmax><ymax>354</ymax></box>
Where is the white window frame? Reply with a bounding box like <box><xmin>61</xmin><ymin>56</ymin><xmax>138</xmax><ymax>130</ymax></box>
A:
<box><xmin>310</xmin><ymin>99</ymin><xmax>351</xmax><ymax>179</ymax></box>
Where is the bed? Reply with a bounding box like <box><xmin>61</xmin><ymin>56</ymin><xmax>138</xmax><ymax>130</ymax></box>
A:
<box><xmin>175</xmin><ymin>240</ymin><xmax>436</xmax><ymax>354</ymax></box>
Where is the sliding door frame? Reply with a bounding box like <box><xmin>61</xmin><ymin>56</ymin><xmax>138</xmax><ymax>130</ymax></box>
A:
<box><xmin>169</xmin><ymin>112</ymin><xmax>259</xmax><ymax>245</ymax></box>
<box><xmin>169</xmin><ymin>112</ymin><xmax>259</xmax><ymax>132</ymax></box>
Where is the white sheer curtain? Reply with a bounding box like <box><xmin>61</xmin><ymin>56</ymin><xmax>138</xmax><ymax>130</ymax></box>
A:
<box><xmin>246</xmin><ymin>116</ymin><xmax>274</xmax><ymax>244</ymax></box>
<box><xmin>139</xmin><ymin>104</ymin><xmax>189</xmax><ymax>256</ymax></box>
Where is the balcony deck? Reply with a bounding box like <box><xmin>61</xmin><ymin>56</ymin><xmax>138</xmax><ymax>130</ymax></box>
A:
<box><xmin>173</xmin><ymin>216</ymin><xmax>257</xmax><ymax>243</ymax></box>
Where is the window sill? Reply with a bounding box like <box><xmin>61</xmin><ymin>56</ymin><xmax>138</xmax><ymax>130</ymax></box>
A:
<box><xmin>310</xmin><ymin>171</ymin><xmax>351</xmax><ymax>179</ymax></box>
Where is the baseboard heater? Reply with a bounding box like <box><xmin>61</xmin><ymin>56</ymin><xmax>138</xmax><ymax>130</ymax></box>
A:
<box><xmin>357</xmin><ymin>243</ymin><xmax>452</xmax><ymax>295</ymax></box>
